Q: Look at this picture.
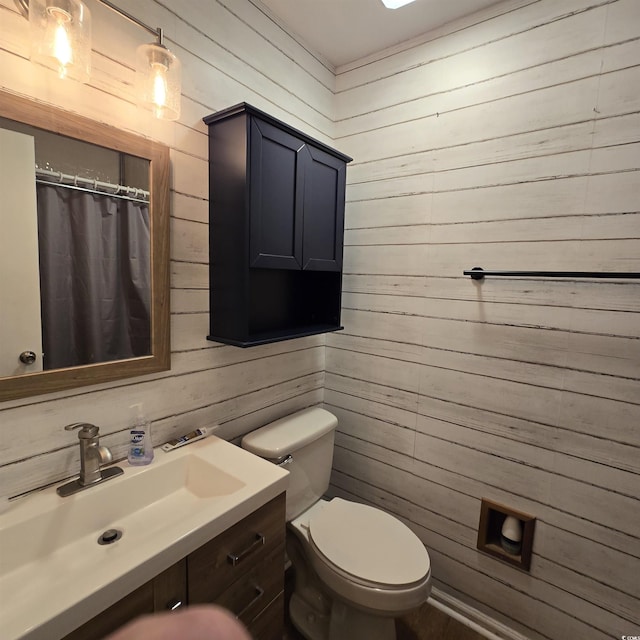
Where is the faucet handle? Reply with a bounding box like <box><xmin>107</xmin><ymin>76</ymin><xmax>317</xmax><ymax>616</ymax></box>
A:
<box><xmin>65</xmin><ymin>423</ymin><xmax>99</xmax><ymax>438</ymax></box>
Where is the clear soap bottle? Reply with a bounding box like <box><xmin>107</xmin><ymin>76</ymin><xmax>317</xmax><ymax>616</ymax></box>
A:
<box><xmin>128</xmin><ymin>405</ymin><xmax>154</xmax><ymax>466</ymax></box>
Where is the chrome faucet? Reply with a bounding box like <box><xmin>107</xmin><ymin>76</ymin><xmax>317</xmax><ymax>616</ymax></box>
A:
<box><xmin>57</xmin><ymin>423</ymin><xmax>124</xmax><ymax>497</ymax></box>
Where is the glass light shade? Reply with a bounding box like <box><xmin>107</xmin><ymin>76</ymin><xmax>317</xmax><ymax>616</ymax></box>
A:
<box><xmin>29</xmin><ymin>0</ymin><xmax>91</xmax><ymax>82</ymax></box>
<box><xmin>136</xmin><ymin>42</ymin><xmax>181</xmax><ymax>121</ymax></box>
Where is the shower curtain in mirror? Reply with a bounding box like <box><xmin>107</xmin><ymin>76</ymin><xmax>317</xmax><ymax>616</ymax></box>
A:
<box><xmin>36</xmin><ymin>184</ymin><xmax>151</xmax><ymax>370</ymax></box>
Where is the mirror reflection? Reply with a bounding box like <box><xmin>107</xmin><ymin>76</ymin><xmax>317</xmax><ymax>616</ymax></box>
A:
<box><xmin>0</xmin><ymin>90</ymin><xmax>170</xmax><ymax>401</ymax></box>
<box><xmin>0</xmin><ymin>118</ymin><xmax>152</xmax><ymax>377</ymax></box>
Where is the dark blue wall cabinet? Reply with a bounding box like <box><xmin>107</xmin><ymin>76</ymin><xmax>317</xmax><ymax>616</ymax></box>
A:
<box><xmin>203</xmin><ymin>103</ymin><xmax>352</xmax><ymax>347</ymax></box>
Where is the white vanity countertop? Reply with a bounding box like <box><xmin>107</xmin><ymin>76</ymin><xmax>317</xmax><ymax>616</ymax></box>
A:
<box><xmin>0</xmin><ymin>436</ymin><xmax>288</xmax><ymax>640</ymax></box>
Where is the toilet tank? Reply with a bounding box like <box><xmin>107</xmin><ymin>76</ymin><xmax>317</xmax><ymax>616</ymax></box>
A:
<box><xmin>241</xmin><ymin>407</ymin><xmax>337</xmax><ymax>521</ymax></box>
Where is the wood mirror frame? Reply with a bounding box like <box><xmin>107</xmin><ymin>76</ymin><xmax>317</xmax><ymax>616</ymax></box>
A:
<box><xmin>0</xmin><ymin>90</ymin><xmax>170</xmax><ymax>401</ymax></box>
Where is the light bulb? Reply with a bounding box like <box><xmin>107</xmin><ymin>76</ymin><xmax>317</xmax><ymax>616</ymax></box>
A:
<box><xmin>136</xmin><ymin>41</ymin><xmax>181</xmax><ymax>120</ymax></box>
<box><xmin>53</xmin><ymin>20</ymin><xmax>72</xmax><ymax>77</ymax></box>
<box><xmin>151</xmin><ymin>63</ymin><xmax>168</xmax><ymax>116</ymax></box>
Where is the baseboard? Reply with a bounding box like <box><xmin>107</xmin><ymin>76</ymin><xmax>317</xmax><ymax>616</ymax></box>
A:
<box><xmin>428</xmin><ymin>587</ymin><xmax>531</xmax><ymax>640</ymax></box>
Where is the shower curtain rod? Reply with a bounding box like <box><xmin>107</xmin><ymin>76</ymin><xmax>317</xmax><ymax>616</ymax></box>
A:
<box><xmin>35</xmin><ymin>167</ymin><xmax>150</xmax><ymax>203</ymax></box>
<box><xmin>464</xmin><ymin>268</ymin><xmax>640</xmax><ymax>280</ymax></box>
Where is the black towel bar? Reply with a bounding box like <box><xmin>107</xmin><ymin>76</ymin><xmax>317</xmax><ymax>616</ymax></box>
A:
<box><xmin>464</xmin><ymin>267</ymin><xmax>640</xmax><ymax>280</ymax></box>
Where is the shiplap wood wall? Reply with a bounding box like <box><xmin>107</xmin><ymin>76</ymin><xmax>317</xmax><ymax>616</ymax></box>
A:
<box><xmin>1</xmin><ymin>0</ymin><xmax>638</xmax><ymax>638</ymax></box>
<box><xmin>0</xmin><ymin>0</ymin><xmax>332</xmax><ymax>498</ymax></box>
<box><xmin>326</xmin><ymin>1</ymin><xmax>640</xmax><ymax>639</ymax></box>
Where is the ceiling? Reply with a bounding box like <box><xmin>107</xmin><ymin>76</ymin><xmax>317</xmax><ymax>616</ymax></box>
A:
<box><xmin>258</xmin><ymin>0</ymin><xmax>501</xmax><ymax>68</ymax></box>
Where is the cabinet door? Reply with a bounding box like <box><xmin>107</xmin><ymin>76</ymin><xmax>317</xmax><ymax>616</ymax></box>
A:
<box><xmin>301</xmin><ymin>144</ymin><xmax>345</xmax><ymax>271</ymax></box>
<box><xmin>249</xmin><ymin>117</ymin><xmax>305</xmax><ymax>269</ymax></box>
<box><xmin>62</xmin><ymin>560</ymin><xmax>186</xmax><ymax>640</ymax></box>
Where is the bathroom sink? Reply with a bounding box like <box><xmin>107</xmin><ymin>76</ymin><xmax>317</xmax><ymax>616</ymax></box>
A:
<box><xmin>0</xmin><ymin>452</ymin><xmax>246</xmax><ymax>577</ymax></box>
<box><xmin>0</xmin><ymin>435</ymin><xmax>288</xmax><ymax>640</ymax></box>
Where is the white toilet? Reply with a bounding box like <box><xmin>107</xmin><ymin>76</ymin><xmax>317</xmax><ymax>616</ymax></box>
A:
<box><xmin>241</xmin><ymin>407</ymin><xmax>431</xmax><ymax>640</ymax></box>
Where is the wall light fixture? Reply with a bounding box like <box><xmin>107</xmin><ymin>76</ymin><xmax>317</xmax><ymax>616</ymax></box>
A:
<box><xmin>27</xmin><ymin>0</ymin><xmax>92</xmax><ymax>81</ymax></box>
<box><xmin>380</xmin><ymin>0</ymin><xmax>417</xmax><ymax>8</ymax></box>
<box><xmin>15</xmin><ymin>0</ymin><xmax>182</xmax><ymax>121</ymax></box>
<box><xmin>99</xmin><ymin>0</ymin><xmax>181</xmax><ymax>121</ymax></box>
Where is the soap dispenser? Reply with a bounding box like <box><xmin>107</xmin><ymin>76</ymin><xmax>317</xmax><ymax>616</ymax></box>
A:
<box><xmin>128</xmin><ymin>404</ymin><xmax>154</xmax><ymax>466</ymax></box>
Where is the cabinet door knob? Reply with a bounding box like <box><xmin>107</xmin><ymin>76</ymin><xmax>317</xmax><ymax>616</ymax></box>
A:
<box><xmin>227</xmin><ymin>533</ymin><xmax>265</xmax><ymax>566</ymax></box>
<box><xmin>234</xmin><ymin>585</ymin><xmax>264</xmax><ymax>620</ymax></box>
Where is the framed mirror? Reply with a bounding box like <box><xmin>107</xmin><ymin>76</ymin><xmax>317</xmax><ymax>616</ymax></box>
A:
<box><xmin>0</xmin><ymin>90</ymin><xmax>170</xmax><ymax>401</ymax></box>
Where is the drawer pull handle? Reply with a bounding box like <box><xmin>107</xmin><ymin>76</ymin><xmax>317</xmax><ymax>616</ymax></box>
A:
<box><xmin>235</xmin><ymin>585</ymin><xmax>264</xmax><ymax>620</ymax></box>
<box><xmin>166</xmin><ymin>599</ymin><xmax>183</xmax><ymax>611</ymax></box>
<box><xmin>227</xmin><ymin>533</ymin><xmax>265</xmax><ymax>566</ymax></box>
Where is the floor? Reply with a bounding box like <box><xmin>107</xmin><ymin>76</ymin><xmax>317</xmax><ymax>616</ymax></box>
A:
<box><xmin>283</xmin><ymin>585</ymin><xmax>486</xmax><ymax>640</ymax></box>
<box><xmin>396</xmin><ymin>603</ymin><xmax>487</xmax><ymax>640</ymax></box>
<box><xmin>284</xmin><ymin>604</ymin><xmax>485</xmax><ymax>639</ymax></box>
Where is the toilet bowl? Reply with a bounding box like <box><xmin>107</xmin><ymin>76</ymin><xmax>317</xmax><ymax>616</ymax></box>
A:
<box><xmin>241</xmin><ymin>407</ymin><xmax>432</xmax><ymax>640</ymax></box>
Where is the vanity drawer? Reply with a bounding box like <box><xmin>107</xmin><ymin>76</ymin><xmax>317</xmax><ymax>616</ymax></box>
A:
<box><xmin>213</xmin><ymin>545</ymin><xmax>285</xmax><ymax>624</ymax></box>
<box><xmin>247</xmin><ymin>591</ymin><xmax>285</xmax><ymax>640</ymax></box>
<box><xmin>187</xmin><ymin>493</ymin><xmax>286</xmax><ymax>602</ymax></box>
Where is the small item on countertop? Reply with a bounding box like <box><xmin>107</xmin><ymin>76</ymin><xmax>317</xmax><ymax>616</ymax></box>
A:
<box><xmin>128</xmin><ymin>405</ymin><xmax>154</xmax><ymax>466</ymax></box>
<box><xmin>161</xmin><ymin>426</ymin><xmax>213</xmax><ymax>452</ymax></box>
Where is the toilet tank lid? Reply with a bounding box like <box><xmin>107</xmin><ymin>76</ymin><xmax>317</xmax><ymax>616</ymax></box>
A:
<box><xmin>241</xmin><ymin>407</ymin><xmax>337</xmax><ymax>458</ymax></box>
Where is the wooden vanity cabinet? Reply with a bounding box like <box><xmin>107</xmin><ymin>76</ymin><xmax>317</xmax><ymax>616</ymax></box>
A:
<box><xmin>62</xmin><ymin>494</ymin><xmax>286</xmax><ymax>640</ymax></box>
<box><xmin>203</xmin><ymin>102</ymin><xmax>352</xmax><ymax>347</ymax></box>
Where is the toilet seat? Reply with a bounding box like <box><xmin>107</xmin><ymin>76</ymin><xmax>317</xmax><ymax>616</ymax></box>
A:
<box><xmin>307</xmin><ymin>498</ymin><xmax>430</xmax><ymax>589</ymax></box>
<box><xmin>290</xmin><ymin>498</ymin><xmax>431</xmax><ymax>614</ymax></box>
